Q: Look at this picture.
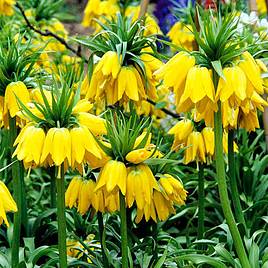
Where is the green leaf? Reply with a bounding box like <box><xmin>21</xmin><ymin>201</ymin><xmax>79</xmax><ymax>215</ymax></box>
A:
<box><xmin>153</xmin><ymin>249</ymin><xmax>167</xmax><ymax>268</ymax></box>
<box><xmin>215</xmin><ymin>244</ymin><xmax>236</xmax><ymax>266</ymax></box>
<box><xmin>175</xmin><ymin>254</ymin><xmax>226</xmax><ymax>268</ymax></box>
<box><xmin>249</xmin><ymin>243</ymin><xmax>260</xmax><ymax>268</ymax></box>
<box><xmin>211</xmin><ymin>60</ymin><xmax>224</xmax><ymax>79</ymax></box>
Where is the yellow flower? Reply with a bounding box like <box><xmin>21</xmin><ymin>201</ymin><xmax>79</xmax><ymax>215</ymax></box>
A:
<box><xmin>82</xmin><ymin>0</ymin><xmax>101</xmax><ymax>27</ymax></box>
<box><xmin>0</xmin><ymin>0</ymin><xmax>15</xmax><ymax>16</ymax></box>
<box><xmin>95</xmin><ymin>160</ymin><xmax>127</xmax><ymax>195</ymax></box>
<box><xmin>30</xmin><ymin>88</ymin><xmax>52</xmax><ymax>106</ymax></box>
<box><xmin>135</xmin><ymin>188</ymin><xmax>177</xmax><ymax>223</ymax></box>
<box><xmin>117</xmin><ymin>66</ymin><xmax>140</xmax><ymax>102</ymax></box>
<box><xmin>84</xmin><ymin>143</ymin><xmax>111</xmax><ymax>170</ymax></box>
<box><xmin>221</xmin><ymin>102</ymin><xmax>239</xmax><ymax>129</ymax></box>
<box><xmin>126</xmin><ymin>148</ymin><xmax>152</xmax><ymax>164</ymax></box>
<box><xmin>86</xmin><ymin>49</ymin><xmax>160</xmax><ymax>105</ymax></box>
<box><xmin>153</xmin><ymin>190</ymin><xmax>175</xmax><ymax>221</ymax></box>
<box><xmin>184</xmin><ymin>131</ymin><xmax>206</xmax><ymax>164</ymax></box>
<box><xmin>65</xmin><ymin>177</ymin><xmax>113</xmax><ymax>214</ymax></box>
<box><xmin>126</xmin><ymin>144</ymin><xmax>161</xmax><ymax>164</ymax></box>
<box><xmin>4</xmin><ymin>81</ymin><xmax>30</xmax><ymax>118</ymax></box>
<box><xmin>201</xmin><ymin>127</ymin><xmax>215</xmax><ymax>158</ymax></box>
<box><xmin>0</xmin><ymin>181</ymin><xmax>17</xmax><ymax>227</ymax></box>
<box><xmin>13</xmin><ymin>124</ymin><xmax>46</xmax><ymax>165</ymax></box>
<box><xmin>239</xmin><ymin>52</ymin><xmax>263</xmax><ymax>95</ymax></box>
<box><xmin>77</xmin><ymin>112</ymin><xmax>107</xmax><ymax>136</ymax></box>
<box><xmin>216</xmin><ymin>66</ymin><xmax>247</xmax><ymax>107</ymax></box>
<box><xmin>240</xmin><ymin>110</ymin><xmax>260</xmax><ymax>132</ymax></box>
<box><xmin>178</xmin><ymin>66</ymin><xmax>216</xmax><ymax>113</ymax></box>
<box><xmin>126</xmin><ymin>164</ymin><xmax>159</xmax><ymax>210</ymax></box>
<box><xmin>125</xmin><ymin>6</ymin><xmax>161</xmax><ymax>36</ymax></box>
<box><xmin>134</xmin><ymin>131</ymin><xmax>152</xmax><ymax>148</ymax></box>
<box><xmin>82</xmin><ymin>0</ymin><xmax>119</xmax><ymax>28</ymax></box>
<box><xmin>70</xmin><ymin>126</ymin><xmax>102</xmax><ymax>167</ymax></box>
<box><xmin>168</xmin><ymin>119</ymin><xmax>194</xmax><ymax>150</ymax></box>
<box><xmin>40</xmin><ymin>128</ymin><xmax>71</xmax><ymax>166</ymax></box>
<box><xmin>257</xmin><ymin>0</ymin><xmax>267</xmax><ymax>15</ymax></box>
<box><xmin>67</xmin><ymin>234</ymin><xmax>98</xmax><ymax>262</ymax></box>
<box><xmin>154</xmin><ymin>52</ymin><xmax>195</xmax><ymax>105</ymax></box>
<box><xmin>65</xmin><ymin>176</ymin><xmax>83</xmax><ymax>209</ymax></box>
<box><xmin>159</xmin><ymin>174</ymin><xmax>188</xmax><ymax>205</ymax></box>
<box><xmin>104</xmin><ymin>190</ymin><xmax>119</xmax><ymax>213</ymax></box>
<box><xmin>167</xmin><ymin>21</ymin><xmax>195</xmax><ymax>51</ymax></box>
<box><xmin>72</xmin><ymin>99</ymin><xmax>93</xmax><ymax>114</ymax></box>
<box><xmin>78</xmin><ymin>179</ymin><xmax>96</xmax><ymax>215</ymax></box>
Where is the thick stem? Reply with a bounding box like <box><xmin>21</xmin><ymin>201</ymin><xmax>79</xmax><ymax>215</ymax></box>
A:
<box><xmin>119</xmin><ymin>192</ymin><xmax>128</xmax><ymax>268</ymax></box>
<box><xmin>9</xmin><ymin>117</ymin><xmax>23</xmax><ymax>268</ymax></box>
<box><xmin>197</xmin><ymin>165</ymin><xmax>205</xmax><ymax>239</ymax></box>
<box><xmin>97</xmin><ymin>212</ymin><xmax>109</xmax><ymax>268</ymax></box>
<box><xmin>228</xmin><ymin>130</ymin><xmax>246</xmax><ymax>227</ymax></box>
<box><xmin>214</xmin><ymin>105</ymin><xmax>250</xmax><ymax>268</ymax></box>
<box><xmin>56</xmin><ymin>166</ymin><xmax>67</xmax><ymax>267</ymax></box>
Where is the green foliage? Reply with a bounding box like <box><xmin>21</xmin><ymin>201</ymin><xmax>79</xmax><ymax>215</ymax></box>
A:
<box><xmin>0</xmin><ymin>36</ymin><xmax>41</xmax><ymax>95</ymax></box>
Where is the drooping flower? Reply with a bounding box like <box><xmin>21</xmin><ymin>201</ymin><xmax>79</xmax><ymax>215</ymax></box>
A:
<box><xmin>201</xmin><ymin>127</ymin><xmax>215</xmax><ymax>159</ymax></box>
<box><xmin>12</xmin><ymin>79</ymin><xmax>106</xmax><ymax>174</ymax></box>
<box><xmin>65</xmin><ymin>176</ymin><xmax>119</xmax><ymax>214</ymax></box>
<box><xmin>168</xmin><ymin>119</ymin><xmax>194</xmax><ymax>150</ymax></box>
<box><xmin>82</xmin><ymin>14</ymin><xmax>161</xmax><ymax>106</ymax></box>
<box><xmin>158</xmin><ymin>174</ymin><xmax>188</xmax><ymax>205</ymax></box>
<box><xmin>154</xmin><ymin>51</ymin><xmax>195</xmax><ymax>106</ymax></box>
<box><xmin>0</xmin><ymin>181</ymin><xmax>17</xmax><ymax>227</ymax></box>
<box><xmin>167</xmin><ymin>21</ymin><xmax>195</xmax><ymax>51</ymax></box>
<box><xmin>13</xmin><ymin>124</ymin><xmax>46</xmax><ymax>166</ymax></box>
<box><xmin>135</xmin><ymin>173</ymin><xmax>188</xmax><ymax>223</ymax></box>
<box><xmin>184</xmin><ymin>131</ymin><xmax>206</xmax><ymax>164</ymax></box>
<box><xmin>125</xmin><ymin>5</ymin><xmax>162</xmax><ymax>36</ymax></box>
<box><xmin>95</xmin><ymin>160</ymin><xmax>127</xmax><ymax>195</ymax></box>
<box><xmin>82</xmin><ymin>0</ymin><xmax>119</xmax><ymax>28</ymax></box>
<box><xmin>125</xmin><ymin>164</ymin><xmax>159</xmax><ymax>211</ymax></box>
<box><xmin>238</xmin><ymin>51</ymin><xmax>264</xmax><ymax>95</ymax></box>
<box><xmin>4</xmin><ymin>81</ymin><xmax>30</xmax><ymax>118</ymax></box>
<box><xmin>178</xmin><ymin>66</ymin><xmax>216</xmax><ymax>114</ymax></box>
<box><xmin>216</xmin><ymin>66</ymin><xmax>247</xmax><ymax>107</ymax></box>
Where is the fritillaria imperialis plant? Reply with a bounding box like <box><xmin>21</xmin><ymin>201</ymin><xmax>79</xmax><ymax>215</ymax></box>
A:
<box><xmin>155</xmin><ymin>8</ymin><xmax>267</xmax><ymax>268</ymax></box>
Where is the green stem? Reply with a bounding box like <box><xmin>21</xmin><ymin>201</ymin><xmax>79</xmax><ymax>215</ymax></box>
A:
<box><xmin>119</xmin><ymin>192</ymin><xmax>128</xmax><ymax>268</ymax></box>
<box><xmin>97</xmin><ymin>212</ymin><xmax>109</xmax><ymax>268</ymax></box>
<box><xmin>56</xmin><ymin>166</ymin><xmax>67</xmax><ymax>267</ymax></box>
<box><xmin>197</xmin><ymin>164</ymin><xmax>205</xmax><ymax>239</ymax></box>
<box><xmin>228</xmin><ymin>130</ymin><xmax>246</xmax><ymax>227</ymax></box>
<box><xmin>9</xmin><ymin>117</ymin><xmax>23</xmax><ymax>268</ymax></box>
<box><xmin>214</xmin><ymin>105</ymin><xmax>250</xmax><ymax>268</ymax></box>
<box><xmin>49</xmin><ymin>167</ymin><xmax>56</xmax><ymax>208</ymax></box>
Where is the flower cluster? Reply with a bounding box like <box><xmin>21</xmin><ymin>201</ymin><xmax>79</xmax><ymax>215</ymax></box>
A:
<box><xmin>82</xmin><ymin>0</ymin><xmax>161</xmax><ymax>36</ymax></box>
<box><xmin>81</xmin><ymin>14</ymin><xmax>162</xmax><ymax>107</ymax></box>
<box><xmin>154</xmin><ymin>11</ymin><xmax>268</xmax><ymax>132</ymax></box>
<box><xmin>65</xmin><ymin>112</ymin><xmax>188</xmax><ymax>222</ymax></box>
<box><xmin>168</xmin><ymin>119</ymin><xmax>237</xmax><ymax>164</ymax></box>
<box><xmin>12</xmin><ymin>82</ymin><xmax>107</xmax><ymax>174</ymax></box>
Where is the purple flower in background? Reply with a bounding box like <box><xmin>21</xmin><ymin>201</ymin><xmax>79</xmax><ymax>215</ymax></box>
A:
<box><xmin>154</xmin><ymin>0</ymin><xmax>195</xmax><ymax>33</ymax></box>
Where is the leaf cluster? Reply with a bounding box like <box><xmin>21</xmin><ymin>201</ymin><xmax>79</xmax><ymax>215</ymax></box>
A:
<box><xmin>0</xmin><ymin>36</ymin><xmax>40</xmax><ymax>95</ymax></box>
